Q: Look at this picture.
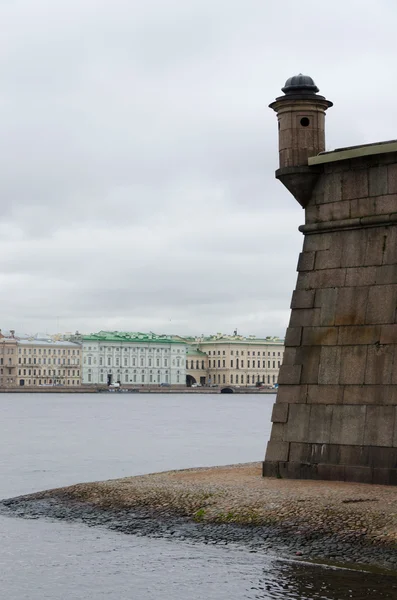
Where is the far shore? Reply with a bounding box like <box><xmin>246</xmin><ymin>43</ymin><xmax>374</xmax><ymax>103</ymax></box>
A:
<box><xmin>0</xmin><ymin>386</ymin><xmax>276</xmax><ymax>394</ymax></box>
<box><xmin>1</xmin><ymin>463</ymin><xmax>396</xmax><ymax>572</ymax></box>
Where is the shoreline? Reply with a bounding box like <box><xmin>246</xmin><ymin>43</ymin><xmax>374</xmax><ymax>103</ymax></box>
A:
<box><xmin>1</xmin><ymin>463</ymin><xmax>396</xmax><ymax>572</ymax></box>
<box><xmin>0</xmin><ymin>387</ymin><xmax>275</xmax><ymax>394</ymax></box>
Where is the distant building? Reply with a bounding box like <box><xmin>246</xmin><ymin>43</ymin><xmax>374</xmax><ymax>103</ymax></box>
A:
<box><xmin>81</xmin><ymin>331</ymin><xmax>187</xmax><ymax>386</ymax></box>
<box><xmin>0</xmin><ymin>332</ymin><xmax>18</xmax><ymax>387</ymax></box>
<box><xmin>16</xmin><ymin>337</ymin><xmax>81</xmax><ymax>387</ymax></box>
<box><xmin>180</xmin><ymin>333</ymin><xmax>284</xmax><ymax>387</ymax></box>
<box><xmin>185</xmin><ymin>346</ymin><xmax>208</xmax><ymax>386</ymax></box>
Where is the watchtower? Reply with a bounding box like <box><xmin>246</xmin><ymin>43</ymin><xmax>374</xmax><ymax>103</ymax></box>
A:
<box><xmin>263</xmin><ymin>75</ymin><xmax>397</xmax><ymax>485</ymax></box>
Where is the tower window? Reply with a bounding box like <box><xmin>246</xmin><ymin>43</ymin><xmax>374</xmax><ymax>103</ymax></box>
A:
<box><xmin>300</xmin><ymin>117</ymin><xmax>310</xmax><ymax>127</ymax></box>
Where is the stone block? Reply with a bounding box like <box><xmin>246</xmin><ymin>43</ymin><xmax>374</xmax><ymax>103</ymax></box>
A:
<box><xmin>366</xmin><ymin>285</ymin><xmax>397</xmax><ymax>324</ymax></box>
<box><xmin>339</xmin><ymin>444</ymin><xmax>369</xmax><ymax>467</ymax></box>
<box><xmin>310</xmin><ymin>442</ymin><xmax>341</xmax><ymax>464</ymax></box>
<box><xmin>344</xmin><ymin>466</ymin><xmax>372</xmax><ymax>484</ymax></box>
<box><xmin>341</xmin><ymin>229</ymin><xmax>367</xmax><ymax>268</ymax></box>
<box><xmin>364</xmin><ymin>344</ymin><xmax>394</xmax><ymax>384</ymax></box>
<box><xmin>307</xmin><ymin>385</ymin><xmax>343</xmax><ymax>404</ymax></box>
<box><xmin>372</xmin><ymin>468</ymin><xmax>397</xmax><ymax>486</ymax></box>
<box><xmin>282</xmin><ymin>348</ymin><xmax>297</xmax><ymax>366</ymax></box>
<box><xmin>376</xmin><ymin>264</ymin><xmax>397</xmax><ymax>285</ymax></box>
<box><xmin>368</xmin><ymin>446</ymin><xmax>397</xmax><ymax>469</ymax></box>
<box><xmin>314</xmin><ymin>246</ymin><xmax>342</xmax><ymax>270</ymax></box>
<box><xmin>290</xmin><ymin>290</ymin><xmax>315</xmax><ymax>309</ymax></box>
<box><xmin>317</xmin><ymin>464</ymin><xmax>346</xmax><ymax>482</ymax></box>
<box><xmin>364</xmin><ymin>406</ymin><xmax>395</xmax><ymax>446</ymax></box>
<box><xmin>330</xmin><ymin>405</ymin><xmax>366</xmax><ymax>445</ymax></box>
<box><xmin>374</xmin><ymin>194</ymin><xmax>397</xmax><ymax>215</ymax></box>
<box><xmin>388</xmin><ymin>386</ymin><xmax>397</xmax><ymax>404</ymax></box>
<box><xmin>276</xmin><ymin>384</ymin><xmax>307</xmax><ymax>404</ymax></box>
<box><xmin>302</xmin><ymin>327</ymin><xmax>338</xmax><ymax>346</ymax></box>
<box><xmin>277</xmin><ymin>365</ymin><xmax>302</xmax><ymax>385</ymax></box>
<box><xmin>289</xmin><ymin>308</ymin><xmax>321</xmax><ymax>327</ymax></box>
<box><xmin>313</xmin><ymin>172</ymin><xmax>343</xmax><ymax>205</ymax></box>
<box><xmin>307</xmin><ymin>405</ymin><xmax>333</xmax><ymax>443</ymax></box>
<box><xmin>316</xmin><ymin>200</ymin><xmax>351</xmax><ymax>223</ymax></box>
<box><xmin>271</xmin><ymin>403</ymin><xmax>289</xmax><ymax>423</ymax></box>
<box><xmin>382</xmin><ymin>227</ymin><xmax>397</xmax><ymax>265</ymax></box>
<box><xmin>339</xmin><ymin>346</ymin><xmax>367</xmax><ymax>384</ymax></box>
<box><xmin>289</xmin><ymin>442</ymin><xmax>311</xmax><ymax>462</ymax></box>
<box><xmin>296</xmin><ymin>269</ymin><xmax>346</xmax><ymax>290</ymax></box>
<box><xmin>387</xmin><ymin>163</ymin><xmax>397</xmax><ymax>193</ymax></box>
<box><xmin>295</xmin><ymin>346</ymin><xmax>321</xmax><ymax>384</ymax></box>
<box><xmin>318</xmin><ymin>346</ymin><xmax>341</xmax><ymax>384</ymax></box>
<box><xmin>343</xmin><ymin>385</ymin><xmax>393</xmax><ymax>405</ymax></box>
<box><xmin>364</xmin><ymin>227</ymin><xmax>387</xmax><ymax>266</ymax></box>
<box><xmin>334</xmin><ymin>286</ymin><xmax>368</xmax><ymax>326</ymax></box>
<box><xmin>303</xmin><ymin>232</ymin><xmax>333</xmax><ymax>252</ymax></box>
<box><xmin>284</xmin><ymin>327</ymin><xmax>302</xmax><ymax>347</ymax></box>
<box><xmin>380</xmin><ymin>324</ymin><xmax>397</xmax><ymax>344</ymax></box>
<box><xmin>345</xmin><ymin>266</ymin><xmax>377</xmax><ymax>287</ymax></box>
<box><xmin>315</xmin><ymin>288</ymin><xmax>339</xmax><ymax>326</ymax></box>
<box><xmin>350</xmin><ymin>197</ymin><xmax>375</xmax><ymax>218</ymax></box>
<box><xmin>305</xmin><ymin>205</ymin><xmax>320</xmax><ymax>224</ymax></box>
<box><xmin>264</xmin><ymin>441</ymin><xmax>290</xmax><ymax>462</ymax></box>
<box><xmin>369</xmin><ymin>165</ymin><xmax>388</xmax><ymax>196</ymax></box>
<box><xmin>297</xmin><ymin>251</ymin><xmax>315</xmax><ymax>272</ymax></box>
<box><xmin>269</xmin><ymin>423</ymin><xmax>285</xmax><ymax>441</ymax></box>
<box><xmin>276</xmin><ymin>385</ymin><xmax>307</xmax><ymax>404</ymax></box>
<box><xmin>338</xmin><ymin>325</ymin><xmax>380</xmax><ymax>345</ymax></box>
<box><xmin>394</xmin><ymin>408</ymin><xmax>397</xmax><ymax>447</ymax></box>
<box><xmin>278</xmin><ymin>462</ymin><xmax>318</xmax><ymax>480</ymax></box>
<box><xmin>262</xmin><ymin>461</ymin><xmax>279</xmax><ymax>478</ymax></box>
<box><xmin>342</xmin><ymin>169</ymin><xmax>369</xmax><ymax>200</ymax></box>
<box><xmin>284</xmin><ymin>404</ymin><xmax>311</xmax><ymax>442</ymax></box>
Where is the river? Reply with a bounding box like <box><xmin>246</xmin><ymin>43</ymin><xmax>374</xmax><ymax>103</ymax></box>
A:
<box><xmin>0</xmin><ymin>392</ymin><xmax>395</xmax><ymax>599</ymax></box>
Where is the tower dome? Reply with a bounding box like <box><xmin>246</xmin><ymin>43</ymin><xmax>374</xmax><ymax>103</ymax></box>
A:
<box><xmin>282</xmin><ymin>74</ymin><xmax>319</xmax><ymax>95</ymax></box>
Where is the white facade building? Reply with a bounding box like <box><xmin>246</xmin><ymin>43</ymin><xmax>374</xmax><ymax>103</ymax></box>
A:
<box><xmin>81</xmin><ymin>331</ymin><xmax>186</xmax><ymax>386</ymax></box>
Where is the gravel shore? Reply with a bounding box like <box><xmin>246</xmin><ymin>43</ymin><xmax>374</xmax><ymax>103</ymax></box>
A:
<box><xmin>1</xmin><ymin>462</ymin><xmax>397</xmax><ymax>571</ymax></box>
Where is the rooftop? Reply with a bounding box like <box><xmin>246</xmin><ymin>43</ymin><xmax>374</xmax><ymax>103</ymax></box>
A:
<box><xmin>308</xmin><ymin>139</ymin><xmax>397</xmax><ymax>166</ymax></box>
<box><xmin>83</xmin><ymin>331</ymin><xmax>186</xmax><ymax>345</ymax></box>
<box><xmin>18</xmin><ymin>339</ymin><xmax>81</xmax><ymax>347</ymax></box>
<box><xmin>181</xmin><ymin>334</ymin><xmax>284</xmax><ymax>346</ymax></box>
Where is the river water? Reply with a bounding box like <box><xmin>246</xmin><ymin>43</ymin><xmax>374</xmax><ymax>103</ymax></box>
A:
<box><xmin>0</xmin><ymin>392</ymin><xmax>395</xmax><ymax>599</ymax></box>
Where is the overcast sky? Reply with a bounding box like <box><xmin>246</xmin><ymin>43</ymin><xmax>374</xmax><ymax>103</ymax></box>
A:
<box><xmin>1</xmin><ymin>0</ymin><xmax>396</xmax><ymax>338</ymax></box>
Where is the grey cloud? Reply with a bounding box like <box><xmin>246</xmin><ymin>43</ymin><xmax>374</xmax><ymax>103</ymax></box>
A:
<box><xmin>0</xmin><ymin>0</ymin><xmax>396</xmax><ymax>335</ymax></box>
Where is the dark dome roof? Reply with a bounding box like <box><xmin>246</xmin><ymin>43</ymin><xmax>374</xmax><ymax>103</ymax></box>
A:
<box><xmin>282</xmin><ymin>74</ymin><xmax>319</xmax><ymax>95</ymax></box>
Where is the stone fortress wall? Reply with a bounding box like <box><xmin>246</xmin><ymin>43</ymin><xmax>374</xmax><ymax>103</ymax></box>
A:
<box><xmin>263</xmin><ymin>75</ymin><xmax>397</xmax><ymax>485</ymax></box>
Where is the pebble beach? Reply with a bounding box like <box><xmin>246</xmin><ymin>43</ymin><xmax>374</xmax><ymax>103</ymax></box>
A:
<box><xmin>2</xmin><ymin>462</ymin><xmax>397</xmax><ymax>571</ymax></box>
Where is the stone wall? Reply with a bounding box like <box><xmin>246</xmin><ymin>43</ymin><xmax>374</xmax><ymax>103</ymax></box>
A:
<box><xmin>263</xmin><ymin>151</ymin><xmax>397</xmax><ymax>485</ymax></box>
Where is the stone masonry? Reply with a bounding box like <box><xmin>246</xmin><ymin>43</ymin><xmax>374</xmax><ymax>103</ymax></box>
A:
<box><xmin>263</xmin><ymin>74</ymin><xmax>397</xmax><ymax>485</ymax></box>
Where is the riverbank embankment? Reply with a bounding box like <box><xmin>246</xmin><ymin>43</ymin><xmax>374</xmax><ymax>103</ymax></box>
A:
<box><xmin>2</xmin><ymin>463</ymin><xmax>396</xmax><ymax>571</ymax></box>
<box><xmin>0</xmin><ymin>386</ymin><xmax>274</xmax><ymax>394</ymax></box>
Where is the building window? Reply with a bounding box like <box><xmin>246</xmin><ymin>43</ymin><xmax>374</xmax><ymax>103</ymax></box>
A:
<box><xmin>88</xmin><ymin>373</ymin><xmax>92</xmax><ymax>382</ymax></box>
<box><xmin>273</xmin><ymin>361</ymin><xmax>275</xmax><ymax>369</ymax></box>
<box><xmin>230</xmin><ymin>360</ymin><xmax>233</xmax><ymax>368</ymax></box>
<box><xmin>222</xmin><ymin>374</ymin><xmax>225</xmax><ymax>383</ymax></box>
<box><xmin>278</xmin><ymin>361</ymin><xmax>281</xmax><ymax>368</ymax></box>
<box><xmin>252</xmin><ymin>361</ymin><xmax>255</xmax><ymax>368</ymax></box>
<box><xmin>235</xmin><ymin>374</ymin><xmax>239</xmax><ymax>384</ymax></box>
<box><xmin>247</xmin><ymin>360</ymin><xmax>250</xmax><ymax>368</ymax></box>
<box><xmin>231</xmin><ymin>374</ymin><xmax>233</xmax><ymax>384</ymax></box>
<box><xmin>217</xmin><ymin>360</ymin><xmax>220</xmax><ymax>368</ymax></box>
<box><xmin>268</xmin><ymin>361</ymin><xmax>270</xmax><ymax>368</ymax></box>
